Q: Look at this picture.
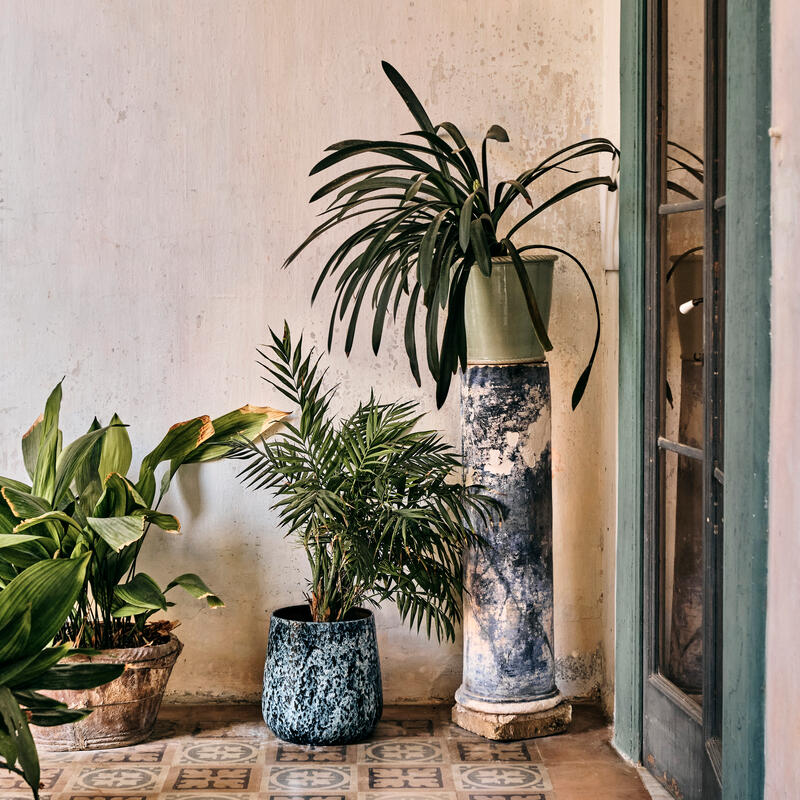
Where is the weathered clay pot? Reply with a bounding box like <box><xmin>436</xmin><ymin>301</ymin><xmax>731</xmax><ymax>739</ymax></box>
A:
<box><xmin>33</xmin><ymin>634</ymin><xmax>182</xmax><ymax>751</ymax></box>
<box><xmin>263</xmin><ymin>605</ymin><xmax>382</xmax><ymax>744</ymax></box>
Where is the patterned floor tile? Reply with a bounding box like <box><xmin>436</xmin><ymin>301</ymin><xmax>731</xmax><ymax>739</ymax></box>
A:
<box><xmin>360</xmin><ymin>793</ymin><xmax>456</xmax><ymax>800</ymax></box>
<box><xmin>452</xmin><ymin>765</ymin><xmax>552</xmax><ymax>793</ymax></box>
<box><xmin>448</xmin><ymin>741</ymin><xmax>538</xmax><ymax>762</ymax></box>
<box><xmin>365</xmin><ymin>767</ymin><xmax>448</xmax><ymax>790</ymax></box>
<box><xmin>88</xmin><ymin>742</ymin><xmax>169</xmax><ymax>763</ymax></box>
<box><xmin>38</xmin><ymin>748</ymin><xmax>89</xmax><ymax>763</ymax></box>
<box><xmin>1</xmin><ymin>795</ymin><xmax>42</xmax><ymax>800</ymax></box>
<box><xmin>62</xmin><ymin>795</ymin><xmax>150</xmax><ymax>800</ymax></box>
<box><xmin>267</xmin><ymin>765</ymin><xmax>354</xmax><ymax>792</ymax></box>
<box><xmin>372</xmin><ymin>720</ymin><xmax>435</xmax><ymax>739</ymax></box>
<box><xmin>67</xmin><ymin>765</ymin><xmax>165</xmax><ymax>793</ymax></box>
<box><xmin>360</xmin><ymin>739</ymin><xmax>444</xmax><ymax>764</ymax></box>
<box><xmin>267</xmin><ymin>795</ymin><xmax>351</xmax><ymax>800</ymax></box>
<box><xmin>273</xmin><ymin>743</ymin><xmax>351</xmax><ymax>762</ymax></box>
<box><xmin>0</xmin><ymin>766</ymin><xmax>65</xmax><ymax>791</ymax></box>
<box><xmin>459</xmin><ymin>794</ymin><xmax>550</xmax><ymax>800</ymax></box>
<box><xmin>9</xmin><ymin>703</ymin><xmax>648</xmax><ymax>800</ymax></box>
<box><xmin>165</xmin><ymin>766</ymin><xmax>259</xmax><ymax>791</ymax></box>
<box><xmin>191</xmin><ymin>720</ymin><xmax>273</xmax><ymax>740</ymax></box>
<box><xmin>177</xmin><ymin>739</ymin><xmax>261</xmax><ymax>764</ymax></box>
<box><xmin>160</xmin><ymin>794</ymin><xmax>255</xmax><ymax>800</ymax></box>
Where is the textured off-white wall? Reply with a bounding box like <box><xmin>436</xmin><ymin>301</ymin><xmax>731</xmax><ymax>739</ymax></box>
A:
<box><xmin>765</xmin><ymin>0</ymin><xmax>800</xmax><ymax>794</ymax></box>
<box><xmin>0</xmin><ymin>0</ymin><xmax>619</xmax><ymax>704</ymax></box>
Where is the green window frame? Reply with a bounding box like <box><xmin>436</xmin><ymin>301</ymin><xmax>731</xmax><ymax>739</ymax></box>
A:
<box><xmin>615</xmin><ymin>0</ymin><xmax>771</xmax><ymax>797</ymax></box>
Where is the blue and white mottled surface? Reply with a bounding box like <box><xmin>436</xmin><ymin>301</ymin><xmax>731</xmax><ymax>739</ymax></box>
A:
<box><xmin>458</xmin><ymin>363</ymin><xmax>559</xmax><ymax>706</ymax></box>
<box><xmin>263</xmin><ymin>606</ymin><xmax>383</xmax><ymax>744</ymax></box>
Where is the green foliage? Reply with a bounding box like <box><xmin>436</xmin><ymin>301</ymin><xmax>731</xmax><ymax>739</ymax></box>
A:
<box><xmin>0</xmin><ymin>557</ymin><xmax>124</xmax><ymax>799</ymax></box>
<box><xmin>0</xmin><ymin>382</ymin><xmax>286</xmax><ymax>649</ymax></box>
<box><xmin>286</xmin><ymin>61</ymin><xmax>620</xmax><ymax>407</ymax></box>
<box><xmin>229</xmin><ymin>324</ymin><xmax>498</xmax><ymax>642</ymax></box>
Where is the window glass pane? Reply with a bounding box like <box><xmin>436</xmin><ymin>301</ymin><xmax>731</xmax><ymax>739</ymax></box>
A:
<box><xmin>666</xmin><ymin>0</ymin><xmax>705</xmax><ymax>203</ymax></box>
<box><xmin>659</xmin><ymin>0</ymin><xmax>706</xmax><ymax>707</ymax></box>
<box><xmin>661</xmin><ymin>448</ymin><xmax>704</xmax><ymax>705</ymax></box>
<box><xmin>663</xmin><ymin>211</ymin><xmax>704</xmax><ymax>447</ymax></box>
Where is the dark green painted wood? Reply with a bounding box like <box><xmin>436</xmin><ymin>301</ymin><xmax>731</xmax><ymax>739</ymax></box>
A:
<box><xmin>722</xmin><ymin>0</ymin><xmax>771</xmax><ymax>797</ymax></box>
<box><xmin>614</xmin><ymin>0</ymin><xmax>647</xmax><ymax>763</ymax></box>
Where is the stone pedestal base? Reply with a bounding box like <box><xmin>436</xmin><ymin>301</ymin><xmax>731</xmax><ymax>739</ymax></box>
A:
<box><xmin>451</xmin><ymin>700</ymin><xmax>572</xmax><ymax>741</ymax></box>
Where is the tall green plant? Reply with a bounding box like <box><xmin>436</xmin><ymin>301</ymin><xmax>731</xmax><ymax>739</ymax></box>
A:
<box><xmin>0</xmin><ymin>383</ymin><xmax>287</xmax><ymax>649</ymax></box>
<box><xmin>0</xmin><ymin>557</ymin><xmax>124</xmax><ymax>799</ymax></box>
<box><xmin>228</xmin><ymin>324</ymin><xmax>497</xmax><ymax>641</ymax></box>
<box><xmin>286</xmin><ymin>61</ymin><xmax>620</xmax><ymax>407</ymax></box>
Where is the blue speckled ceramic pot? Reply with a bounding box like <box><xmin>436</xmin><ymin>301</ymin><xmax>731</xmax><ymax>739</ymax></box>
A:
<box><xmin>263</xmin><ymin>605</ymin><xmax>383</xmax><ymax>744</ymax></box>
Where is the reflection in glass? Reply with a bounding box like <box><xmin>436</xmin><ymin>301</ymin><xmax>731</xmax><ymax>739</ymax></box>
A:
<box><xmin>664</xmin><ymin>212</ymin><xmax>705</xmax><ymax>447</ymax></box>
<box><xmin>659</xmin><ymin>0</ymin><xmax>705</xmax><ymax>698</ymax></box>
<box><xmin>666</xmin><ymin>0</ymin><xmax>705</xmax><ymax>202</ymax></box>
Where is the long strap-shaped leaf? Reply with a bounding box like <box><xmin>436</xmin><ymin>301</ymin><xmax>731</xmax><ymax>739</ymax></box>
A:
<box><xmin>505</xmin><ymin>176</ymin><xmax>616</xmax><ymax>240</ymax></box>
<box><xmin>517</xmin><ymin>244</ymin><xmax>600</xmax><ymax>409</ymax></box>
<box><xmin>502</xmin><ymin>239</ymin><xmax>553</xmax><ymax>353</ymax></box>
<box><xmin>381</xmin><ymin>61</ymin><xmax>434</xmax><ymax>132</ymax></box>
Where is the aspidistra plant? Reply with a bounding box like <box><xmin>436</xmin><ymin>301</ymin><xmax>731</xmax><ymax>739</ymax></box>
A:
<box><xmin>0</xmin><ymin>381</ymin><xmax>287</xmax><ymax>649</ymax></box>
<box><xmin>0</xmin><ymin>556</ymin><xmax>124</xmax><ymax>799</ymax></box>
<box><xmin>286</xmin><ymin>61</ymin><xmax>620</xmax><ymax>407</ymax></box>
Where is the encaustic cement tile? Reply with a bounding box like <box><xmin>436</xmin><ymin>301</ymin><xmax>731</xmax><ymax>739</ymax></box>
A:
<box><xmin>65</xmin><ymin>764</ymin><xmax>167</xmax><ymax>793</ymax></box>
<box><xmin>175</xmin><ymin>739</ymin><xmax>263</xmax><ymax>765</ymax></box>
<box><xmin>164</xmin><ymin>765</ymin><xmax>263</xmax><ymax>792</ymax></box>
<box><xmin>447</xmin><ymin>740</ymin><xmax>540</xmax><ymax>763</ymax></box>
<box><xmin>267</xmin><ymin>742</ymin><xmax>354</xmax><ymax>763</ymax></box>
<box><xmin>265</xmin><ymin>765</ymin><xmax>356</xmax><ymax>792</ymax></box>
<box><xmin>371</xmin><ymin>718</ymin><xmax>436</xmax><ymax>739</ymax></box>
<box><xmin>451</xmin><ymin>764</ymin><xmax>553</xmax><ymax>793</ymax></box>
<box><xmin>86</xmin><ymin>741</ymin><xmax>171</xmax><ymax>764</ymax></box>
<box><xmin>360</xmin><ymin>765</ymin><xmax>455</xmax><ymax>792</ymax></box>
<box><xmin>359</xmin><ymin>793</ymin><xmax>457</xmax><ymax>800</ymax></box>
<box><xmin>358</xmin><ymin>739</ymin><xmax>446</xmax><ymax>764</ymax></box>
<box><xmin>0</xmin><ymin>765</ymin><xmax>67</xmax><ymax>793</ymax></box>
<box><xmin>27</xmin><ymin>703</ymin><xmax>647</xmax><ymax>800</ymax></box>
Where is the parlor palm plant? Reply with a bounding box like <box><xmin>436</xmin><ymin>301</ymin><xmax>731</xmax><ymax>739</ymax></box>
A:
<box><xmin>285</xmin><ymin>61</ymin><xmax>620</xmax><ymax>406</ymax></box>
<box><xmin>229</xmin><ymin>323</ymin><xmax>498</xmax><ymax>744</ymax></box>
<box><xmin>230</xmin><ymin>323</ymin><xmax>497</xmax><ymax>641</ymax></box>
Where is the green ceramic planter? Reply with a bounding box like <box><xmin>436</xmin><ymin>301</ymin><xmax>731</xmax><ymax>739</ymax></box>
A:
<box><xmin>464</xmin><ymin>255</ymin><xmax>556</xmax><ymax>364</ymax></box>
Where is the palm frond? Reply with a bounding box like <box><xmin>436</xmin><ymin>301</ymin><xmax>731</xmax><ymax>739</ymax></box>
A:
<box><xmin>286</xmin><ymin>63</ymin><xmax>619</xmax><ymax>407</ymax></box>
<box><xmin>228</xmin><ymin>326</ymin><xmax>499</xmax><ymax>640</ymax></box>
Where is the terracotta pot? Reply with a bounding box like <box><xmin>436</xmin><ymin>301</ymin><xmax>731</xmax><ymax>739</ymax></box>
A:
<box><xmin>32</xmin><ymin>633</ymin><xmax>182</xmax><ymax>751</ymax></box>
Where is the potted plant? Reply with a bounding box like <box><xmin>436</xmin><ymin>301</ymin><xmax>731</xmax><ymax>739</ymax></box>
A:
<box><xmin>285</xmin><ymin>61</ymin><xmax>619</xmax><ymax>406</ymax></box>
<box><xmin>0</xmin><ymin>556</ymin><xmax>124</xmax><ymax>798</ymax></box>
<box><xmin>0</xmin><ymin>382</ymin><xmax>286</xmax><ymax>749</ymax></box>
<box><xmin>228</xmin><ymin>324</ymin><xmax>497</xmax><ymax>745</ymax></box>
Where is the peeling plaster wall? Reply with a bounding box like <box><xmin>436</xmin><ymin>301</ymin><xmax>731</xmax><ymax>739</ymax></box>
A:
<box><xmin>765</xmin><ymin>0</ymin><xmax>800</xmax><ymax>794</ymax></box>
<box><xmin>0</xmin><ymin>0</ymin><xmax>620</xmax><ymax>704</ymax></box>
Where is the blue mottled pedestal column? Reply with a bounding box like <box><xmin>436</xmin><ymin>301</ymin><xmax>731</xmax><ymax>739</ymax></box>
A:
<box><xmin>452</xmin><ymin>362</ymin><xmax>572</xmax><ymax>740</ymax></box>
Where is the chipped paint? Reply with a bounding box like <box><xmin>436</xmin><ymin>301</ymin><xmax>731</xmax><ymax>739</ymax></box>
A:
<box><xmin>555</xmin><ymin>646</ymin><xmax>605</xmax><ymax>701</ymax></box>
<box><xmin>458</xmin><ymin>363</ymin><xmax>558</xmax><ymax>705</ymax></box>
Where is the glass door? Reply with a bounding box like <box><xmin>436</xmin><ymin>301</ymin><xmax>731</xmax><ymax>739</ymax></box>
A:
<box><xmin>642</xmin><ymin>0</ymin><xmax>725</xmax><ymax>797</ymax></box>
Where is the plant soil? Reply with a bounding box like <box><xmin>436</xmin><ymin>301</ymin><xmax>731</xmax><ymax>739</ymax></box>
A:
<box><xmin>60</xmin><ymin>619</ymin><xmax>180</xmax><ymax>650</ymax></box>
